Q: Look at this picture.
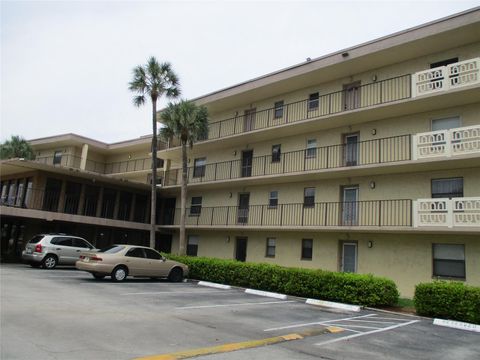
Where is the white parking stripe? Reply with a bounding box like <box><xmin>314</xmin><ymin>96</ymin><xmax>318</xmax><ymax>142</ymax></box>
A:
<box><xmin>314</xmin><ymin>320</ymin><xmax>420</xmax><ymax>346</ymax></box>
<box><xmin>121</xmin><ymin>290</ymin><xmax>239</xmax><ymax>296</ymax></box>
<box><xmin>326</xmin><ymin>324</ymin><xmax>382</xmax><ymax>330</ymax></box>
<box><xmin>340</xmin><ymin>319</ymin><xmax>400</xmax><ymax>324</ymax></box>
<box><xmin>264</xmin><ymin>314</ymin><xmax>377</xmax><ymax>332</ymax></box>
<box><xmin>176</xmin><ymin>300</ymin><xmax>296</xmax><ymax>310</ymax></box>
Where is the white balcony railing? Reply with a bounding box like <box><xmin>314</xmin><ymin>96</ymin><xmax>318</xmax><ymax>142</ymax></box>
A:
<box><xmin>413</xmin><ymin>197</ymin><xmax>480</xmax><ymax>228</ymax></box>
<box><xmin>412</xmin><ymin>125</ymin><xmax>480</xmax><ymax>160</ymax></box>
<box><xmin>412</xmin><ymin>58</ymin><xmax>480</xmax><ymax>97</ymax></box>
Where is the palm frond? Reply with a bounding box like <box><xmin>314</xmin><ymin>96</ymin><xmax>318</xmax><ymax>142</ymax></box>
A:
<box><xmin>133</xmin><ymin>95</ymin><xmax>145</xmax><ymax>107</ymax></box>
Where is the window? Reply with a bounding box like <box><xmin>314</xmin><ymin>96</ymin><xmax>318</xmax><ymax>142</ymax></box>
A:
<box><xmin>303</xmin><ymin>188</ymin><xmax>315</xmax><ymax>208</ymax></box>
<box><xmin>72</xmin><ymin>238</ymin><xmax>92</xmax><ymax>249</ymax></box>
<box><xmin>431</xmin><ymin>178</ymin><xmax>463</xmax><ymax>199</ymax></box>
<box><xmin>187</xmin><ymin>235</ymin><xmax>199</xmax><ymax>256</ymax></box>
<box><xmin>266</xmin><ymin>238</ymin><xmax>276</xmax><ymax>258</ymax></box>
<box><xmin>272</xmin><ymin>144</ymin><xmax>281</xmax><ymax>163</ymax></box>
<box><xmin>145</xmin><ymin>248</ymin><xmax>162</xmax><ymax>260</ymax></box>
<box><xmin>301</xmin><ymin>239</ymin><xmax>313</xmax><ymax>260</ymax></box>
<box><xmin>190</xmin><ymin>196</ymin><xmax>202</xmax><ymax>216</ymax></box>
<box><xmin>53</xmin><ymin>151</ymin><xmax>62</xmax><ymax>165</ymax></box>
<box><xmin>51</xmin><ymin>237</ymin><xmax>72</xmax><ymax>247</ymax></box>
<box><xmin>433</xmin><ymin>244</ymin><xmax>465</xmax><ymax>279</ymax></box>
<box><xmin>430</xmin><ymin>58</ymin><xmax>458</xmax><ymax>69</ymax></box>
<box><xmin>268</xmin><ymin>191</ymin><xmax>278</xmax><ymax>208</ymax></box>
<box><xmin>156</xmin><ymin>158</ymin><xmax>164</xmax><ymax>169</ymax></box>
<box><xmin>308</xmin><ymin>92</ymin><xmax>319</xmax><ymax>111</ymax></box>
<box><xmin>306</xmin><ymin>139</ymin><xmax>317</xmax><ymax>158</ymax></box>
<box><xmin>193</xmin><ymin>158</ymin><xmax>206</xmax><ymax>178</ymax></box>
<box><xmin>126</xmin><ymin>247</ymin><xmax>145</xmax><ymax>258</ymax></box>
<box><xmin>274</xmin><ymin>101</ymin><xmax>284</xmax><ymax>118</ymax></box>
<box><xmin>432</xmin><ymin>116</ymin><xmax>461</xmax><ymax>131</ymax></box>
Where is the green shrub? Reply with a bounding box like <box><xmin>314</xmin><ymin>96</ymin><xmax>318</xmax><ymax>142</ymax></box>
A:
<box><xmin>165</xmin><ymin>255</ymin><xmax>399</xmax><ymax>307</ymax></box>
<box><xmin>414</xmin><ymin>282</ymin><xmax>480</xmax><ymax>324</ymax></box>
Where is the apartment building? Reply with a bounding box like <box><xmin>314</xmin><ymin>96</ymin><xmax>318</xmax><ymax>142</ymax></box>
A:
<box><xmin>1</xmin><ymin>9</ymin><xmax>478</xmax><ymax>297</ymax></box>
<box><xmin>158</xmin><ymin>9</ymin><xmax>480</xmax><ymax>296</ymax></box>
<box><xmin>0</xmin><ymin>134</ymin><xmax>175</xmax><ymax>260</ymax></box>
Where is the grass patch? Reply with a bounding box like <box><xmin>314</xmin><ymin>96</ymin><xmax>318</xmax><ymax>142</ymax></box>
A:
<box><xmin>396</xmin><ymin>298</ymin><xmax>415</xmax><ymax>308</ymax></box>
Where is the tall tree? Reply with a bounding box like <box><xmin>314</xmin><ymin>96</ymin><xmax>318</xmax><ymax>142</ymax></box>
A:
<box><xmin>159</xmin><ymin>100</ymin><xmax>209</xmax><ymax>255</ymax></box>
<box><xmin>0</xmin><ymin>135</ymin><xmax>35</xmax><ymax>160</ymax></box>
<box><xmin>129</xmin><ymin>57</ymin><xmax>180</xmax><ymax>248</ymax></box>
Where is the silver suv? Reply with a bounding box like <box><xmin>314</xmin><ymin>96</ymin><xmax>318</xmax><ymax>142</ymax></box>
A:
<box><xmin>22</xmin><ymin>234</ymin><xmax>96</xmax><ymax>269</ymax></box>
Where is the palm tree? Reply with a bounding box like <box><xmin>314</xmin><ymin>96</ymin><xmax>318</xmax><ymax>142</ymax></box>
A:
<box><xmin>159</xmin><ymin>100</ymin><xmax>209</xmax><ymax>255</ymax></box>
<box><xmin>0</xmin><ymin>135</ymin><xmax>35</xmax><ymax>160</ymax></box>
<box><xmin>129</xmin><ymin>57</ymin><xmax>180</xmax><ymax>249</ymax></box>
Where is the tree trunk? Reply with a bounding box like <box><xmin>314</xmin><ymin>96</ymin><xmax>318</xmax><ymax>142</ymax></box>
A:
<box><xmin>150</xmin><ymin>98</ymin><xmax>158</xmax><ymax>249</ymax></box>
<box><xmin>179</xmin><ymin>140</ymin><xmax>188</xmax><ymax>255</ymax></box>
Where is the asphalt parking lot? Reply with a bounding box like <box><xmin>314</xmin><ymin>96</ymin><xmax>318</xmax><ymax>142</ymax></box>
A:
<box><xmin>1</xmin><ymin>264</ymin><xmax>479</xmax><ymax>360</ymax></box>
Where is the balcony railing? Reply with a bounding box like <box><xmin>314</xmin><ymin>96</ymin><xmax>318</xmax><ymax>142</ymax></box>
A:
<box><xmin>34</xmin><ymin>155</ymin><xmax>153</xmax><ymax>174</ymax></box>
<box><xmin>167</xmin><ymin>199</ymin><xmax>412</xmax><ymax>228</ymax></box>
<box><xmin>413</xmin><ymin>197</ymin><xmax>480</xmax><ymax>228</ymax></box>
<box><xmin>194</xmin><ymin>75</ymin><xmax>411</xmax><ymax>142</ymax></box>
<box><xmin>412</xmin><ymin>125</ymin><xmax>480</xmax><ymax>160</ymax></box>
<box><xmin>412</xmin><ymin>58</ymin><xmax>480</xmax><ymax>97</ymax></box>
<box><xmin>164</xmin><ymin>134</ymin><xmax>411</xmax><ymax>186</ymax></box>
<box><xmin>0</xmin><ymin>187</ymin><xmax>149</xmax><ymax>224</ymax></box>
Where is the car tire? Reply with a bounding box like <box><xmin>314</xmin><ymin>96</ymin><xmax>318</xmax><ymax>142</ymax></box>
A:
<box><xmin>111</xmin><ymin>266</ymin><xmax>128</xmax><ymax>282</ymax></box>
<box><xmin>42</xmin><ymin>255</ymin><xmax>58</xmax><ymax>270</ymax></box>
<box><xmin>168</xmin><ymin>267</ymin><xmax>183</xmax><ymax>282</ymax></box>
<box><xmin>92</xmin><ymin>274</ymin><xmax>105</xmax><ymax>280</ymax></box>
<box><xmin>30</xmin><ymin>263</ymin><xmax>41</xmax><ymax>268</ymax></box>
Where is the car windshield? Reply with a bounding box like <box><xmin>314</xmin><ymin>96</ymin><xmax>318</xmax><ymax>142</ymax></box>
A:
<box><xmin>28</xmin><ymin>235</ymin><xmax>44</xmax><ymax>244</ymax></box>
<box><xmin>98</xmin><ymin>245</ymin><xmax>125</xmax><ymax>254</ymax></box>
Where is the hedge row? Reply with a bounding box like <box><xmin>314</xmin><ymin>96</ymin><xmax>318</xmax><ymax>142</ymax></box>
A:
<box><xmin>167</xmin><ymin>255</ymin><xmax>399</xmax><ymax>307</ymax></box>
<box><xmin>414</xmin><ymin>282</ymin><xmax>480</xmax><ymax>324</ymax></box>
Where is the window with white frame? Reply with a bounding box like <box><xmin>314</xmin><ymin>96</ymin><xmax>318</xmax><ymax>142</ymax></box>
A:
<box><xmin>308</xmin><ymin>92</ymin><xmax>319</xmax><ymax>111</ymax></box>
<box><xmin>431</xmin><ymin>116</ymin><xmax>461</xmax><ymax>131</ymax></box>
<box><xmin>190</xmin><ymin>196</ymin><xmax>202</xmax><ymax>216</ymax></box>
<box><xmin>274</xmin><ymin>101</ymin><xmax>284</xmax><ymax>118</ymax></box>
<box><xmin>268</xmin><ymin>191</ymin><xmax>278</xmax><ymax>208</ymax></box>
<box><xmin>272</xmin><ymin>144</ymin><xmax>281</xmax><ymax>163</ymax></box>
<box><xmin>301</xmin><ymin>239</ymin><xmax>313</xmax><ymax>260</ymax></box>
<box><xmin>303</xmin><ymin>188</ymin><xmax>315</xmax><ymax>208</ymax></box>
<box><xmin>266</xmin><ymin>238</ymin><xmax>276</xmax><ymax>258</ymax></box>
<box><xmin>306</xmin><ymin>139</ymin><xmax>317</xmax><ymax>158</ymax></box>
<box><xmin>193</xmin><ymin>158</ymin><xmax>206</xmax><ymax>178</ymax></box>
<box><xmin>187</xmin><ymin>235</ymin><xmax>199</xmax><ymax>256</ymax></box>
<box><xmin>433</xmin><ymin>244</ymin><xmax>465</xmax><ymax>279</ymax></box>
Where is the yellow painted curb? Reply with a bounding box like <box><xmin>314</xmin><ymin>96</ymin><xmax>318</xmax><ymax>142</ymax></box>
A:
<box><xmin>133</xmin><ymin>328</ymin><xmax>338</xmax><ymax>360</ymax></box>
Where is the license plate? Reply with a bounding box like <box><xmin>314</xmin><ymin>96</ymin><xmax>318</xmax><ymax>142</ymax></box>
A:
<box><xmin>26</xmin><ymin>249</ymin><xmax>32</xmax><ymax>254</ymax></box>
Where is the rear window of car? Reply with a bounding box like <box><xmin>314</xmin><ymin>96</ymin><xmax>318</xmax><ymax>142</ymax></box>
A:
<box><xmin>98</xmin><ymin>245</ymin><xmax>125</xmax><ymax>254</ymax></box>
<box><xmin>28</xmin><ymin>235</ymin><xmax>44</xmax><ymax>244</ymax></box>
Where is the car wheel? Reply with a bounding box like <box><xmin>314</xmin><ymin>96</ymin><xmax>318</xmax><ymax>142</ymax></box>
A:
<box><xmin>111</xmin><ymin>266</ymin><xmax>128</xmax><ymax>282</ymax></box>
<box><xmin>30</xmin><ymin>263</ymin><xmax>41</xmax><ymax>268</ymax></box>
<box><xmin>92</xmin><ymin>274</ymin><xmax>105</xmax><ymax>280</ymax></box>
<box><xmin>168</xmin><ymin>267</ymin><xmax>183</xmax><ymax>282</ymax></box>
<box><xmin>42</xmin><ymin>255</ymin><xmax>57</xmax><ymax>269</ymax></box>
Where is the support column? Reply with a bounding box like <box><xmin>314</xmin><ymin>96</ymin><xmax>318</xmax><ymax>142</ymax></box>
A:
<box><xmin>57</xmin><ymin>180</ymin><xmax>67</xmax><ymax>213</ymax></box>
<box><xmin>80</xmin><ymin>143</ymin><xmax>89</xmax><ymax>171</ymax></box>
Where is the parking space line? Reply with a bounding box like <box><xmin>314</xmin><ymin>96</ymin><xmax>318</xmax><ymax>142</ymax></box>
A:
<box><xmin>314</xmin><ymin>319</ymin><xmax>420</xmax><ymax>347</ymax></box>
<box><xmin>326</xmin><ymin>324</ymin><xmax>382</xmax><ymax>330</ymax></box>
<box><xmin>264</xmin><ymin>314</ymin><xmax>377</xmax><ymax>332</ymax></box>
<box><xmin>340</xmin><ymin>319</ymin><xmax>400</xmax><ymax>324</ymax></box>
<box><xmin>121</xmin><ymin>290</ymin><xmax>239</xmax><ymax>296</ymax></box>
<box><xmin>176</xmin><ymin>300</ymin><xmax>296</xmax><ymax>310</ymax></box>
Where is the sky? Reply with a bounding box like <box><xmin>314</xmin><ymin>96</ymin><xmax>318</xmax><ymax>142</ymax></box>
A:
<box><xmin>1</xmin><ymin>0</ymin><xmax>479</xmax><ymax>143</ymax></box>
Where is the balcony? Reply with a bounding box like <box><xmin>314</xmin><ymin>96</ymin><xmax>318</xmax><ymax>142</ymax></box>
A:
<box><xmin>164</xmin><ymin>134</ymin><xmax>412</xmax><ymax>186</ymax></box>
<box><xmin>414</xmin><ymin>197</ymin><xmax>480</xmax><ymax>228</ymax></box>
<box><xmin>412</xmin><ymin>125</ymin><xmax>480</xmax><ymax>160</ymax></box>
<box><xmin>412</xmin><ymin>58</ymin><xmax>480</xmax><ymax>97</ymax></box>
<box><xmin>34</xmin><ymin>155</ymin><xmax>153</xmax><ymax>175</ymax></box>
<box><xmin>0</xmin><ymin>187</ymin><xmax>150</xmax><ymax>228</ymax></box>
<box><xmin>164</xmin><ymin>124</ymin><xmax>480</xmax><ymax>187</ymax></box>
<box><xmin>163</xmin><ymin>58</ymin><xmax>479</xmax><ymax>148</ymax></box>
<box><xmin>166</xmin><ymin>199</ymin><xmax>412</xmax><ymax>228</ymax></box>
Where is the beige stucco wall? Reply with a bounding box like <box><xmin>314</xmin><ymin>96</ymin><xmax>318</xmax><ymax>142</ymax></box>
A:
<box><xmin>174</xmin><ymin>230</ymin><xmax>479</xmax><ymax>298</ymax></box>
<box><xmin>207</xmin><ymin>42</ymin><xmax>480</xmax><ymax>123</ymax></box>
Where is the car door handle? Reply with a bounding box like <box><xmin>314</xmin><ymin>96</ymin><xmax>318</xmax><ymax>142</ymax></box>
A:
<box><xmin>56</xmin><ymin>248</ymin><xmax>61</xmax><ymax>250</ymax></box>
<box><xmin>76</xmin><ymin>250</ymin><xmax>81</xmax><ymax>252</ymax></box>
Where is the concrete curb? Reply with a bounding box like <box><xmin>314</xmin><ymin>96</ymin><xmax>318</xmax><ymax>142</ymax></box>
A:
<box><xmin>198</xmin><ymin>281</ymin><xmax>232</xmax><ymax>290</ymax></box>
<box><xmin>433</xmin><ymin>318</ymin><xmax>480</xmax><ymax>333</ymax></box>
<box><xmin>245</xmin><ymin>289</ymin><xmax>288</xmax><ymax>300</ymax></box>
<box><xmin>306</xmin><ymin>299</ymin><xmax>361</xmax><ymax>312</ymax></box>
